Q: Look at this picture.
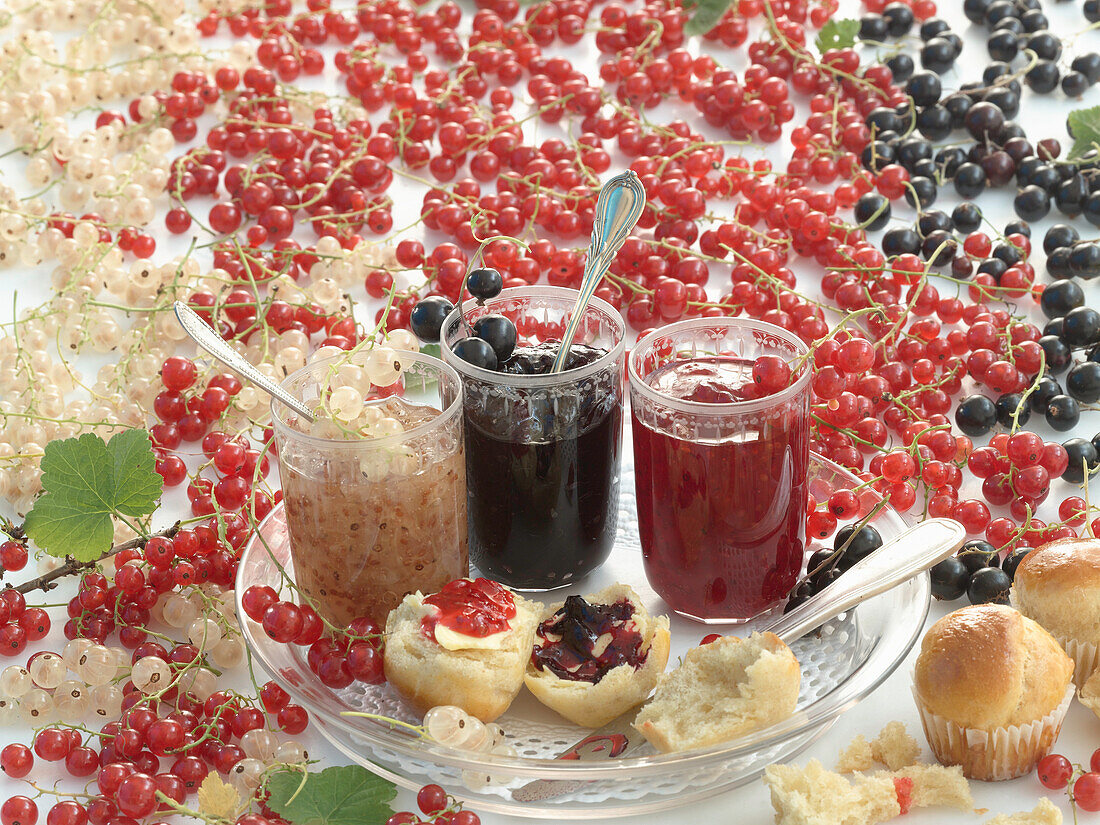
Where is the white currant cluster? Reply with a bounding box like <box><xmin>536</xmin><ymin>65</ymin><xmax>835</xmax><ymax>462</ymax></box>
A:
<box><xmin>0</xmin><ymin>641</ymin><xmax>129</xmax><ymax>722</ymax></box>
<box><xmin>156</xmin><ymin>584</ymin><xmax>246</xmax><ymax>669</ymax></box>
<box><xmin>422</xmin><ymin>705</ymin><xmax>517</xmax><ymax>790</ymax></box>
<box><xmin>227</xmin><ymin>734</ymin><xmax>311</xmax><ymax>796</ymax></box>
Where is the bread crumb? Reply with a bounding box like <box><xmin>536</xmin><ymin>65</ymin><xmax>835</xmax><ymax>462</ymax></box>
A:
<box><xmin>983</xmin><ymin>798</ymin><xmax>1062</xmax><ymax>825</ymax></box>
<box><xmin>764</xmin><ymin>759</ymin><xmax>898</xmax><ymax>825</ymax></box>
<box><xmin>764</xmin><ymin>759</ymin><xmax>973</xmax><ymax>825</ymax></box>
<box><xmin>837</xmin><ymin>735</ymin><xmax>875</xmax><ymax>773</ymax></box>
<box><xmin>870</xmin><ymin>721</ymin><xmax>920</xmax><ymax>770</ymax></box>
<box><xmin>1082</xmin><ymin>668</ymin><xmax>1100</xmax><ymax>721</ymax></box>
<box><xmin>893</xmin><ymin>763</ymin><xmax>972</xmax><ymax>810</ymax></box>
<box><xmin>836</xmin><ymin>722</ymin><xmax>920</xmax><ymax>773</ymax></box>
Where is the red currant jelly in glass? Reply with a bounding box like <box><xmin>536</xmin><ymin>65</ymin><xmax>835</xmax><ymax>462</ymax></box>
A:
<box><xmin>632</xmin><ymin>357</ymin><xmax>809</xmax><ymax>622</ymax></box>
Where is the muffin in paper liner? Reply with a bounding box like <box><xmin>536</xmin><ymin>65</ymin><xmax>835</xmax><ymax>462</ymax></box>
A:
<box><xmin>1010</xmin><ymin>590</ymin><xmax>1099</xmax><ymax>690</ymax></box>
<box><xmin>1060</xmin><ymin>637</ymin><xmax>1098</xmax><ymax>690</ymax></box>
<box><xmin>912</xmin><ymin>683</ymin><xmax>1074</xmax><ymax>781</ymax></box>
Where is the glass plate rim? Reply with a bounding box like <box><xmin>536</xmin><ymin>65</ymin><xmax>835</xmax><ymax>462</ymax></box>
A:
<box><xmin>236</xmin><ymin>451</ymin><xmax>930</xmax><ymax>778</ymax></box>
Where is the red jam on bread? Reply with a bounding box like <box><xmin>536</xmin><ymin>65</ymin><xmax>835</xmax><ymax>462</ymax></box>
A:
<box><xmin>421</xmin><ymin>578</ymin><xmax>517</xmax><ymax>643</ymax></box>
<box><xmin>531</xmin><ymin>595</ymin><xmax>646</xmax><ymax>683</ymax></box>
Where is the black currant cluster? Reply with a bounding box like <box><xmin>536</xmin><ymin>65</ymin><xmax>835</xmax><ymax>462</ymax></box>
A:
<box><xmin>408</xmin><ymin>268</ymin><xmax>518</xmax><ymax>371</ymax></box>
<box><xmin>930</xmin><ymin>538</ymin><xmax>1026</xmax><ymax>605</ymax></box>
<box><xmin>964</xmin><ymin>0</ymin><xmax>1098</xmax><ymax>97</ymax></box>
<box><xmin>784</xmin><ymin>525</ymin><xmax>884</xmax><ymax>612</ymax></box>
<box><xmin>858</xmin><ymin>12</ymin><xmax>964</xmax><ymax>77</ymax></box>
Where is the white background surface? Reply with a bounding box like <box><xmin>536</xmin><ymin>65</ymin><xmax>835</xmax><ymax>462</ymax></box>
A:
<box><xmin>1</xmin><ymin>0</ymin><xmax>1100</xmax><ymax>821</ymax></box>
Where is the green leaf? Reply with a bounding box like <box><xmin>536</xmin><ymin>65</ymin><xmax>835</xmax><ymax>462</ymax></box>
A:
<box><xmin>24</xmin><ymin>430</ymin><xmax>161</xmax><ymax>562</ymax></box>
<box><xmin>684</xmin><ymin>0</ymin><xmax>732</xmax><ymax>36</ymax></box>
<box><xmin>1067</xmin><ymin>105</ymin><xmax>1100</xmax><ymax>159</ymax></box>
<box><xmin>814</xmin><ymin>18</ymin><xmax>860</xmax><ymax>53</ymax></box>
<box><xmin>264</xmin><ymin>766</ymin><xmax>397</xmax><ymax>825</ymax></box>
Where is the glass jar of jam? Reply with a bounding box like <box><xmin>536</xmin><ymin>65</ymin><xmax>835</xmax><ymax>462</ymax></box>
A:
<box><xmin>442</xmin><ymin>286</ymin><xmax>625</xmax><ymax>591</ymax></box>
<box><xmin>272</xmin><ymin>350</ymin><xmax>468</xmax><ymax>628</ymax></box>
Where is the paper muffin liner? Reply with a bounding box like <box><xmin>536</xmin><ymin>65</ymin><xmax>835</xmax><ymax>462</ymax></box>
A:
<box><xmin>912</xmin><ymin>684</ymin><xmax>1074</xmax><ymax>781</ymax></box>
<box><xmin>1059</xmin><ymin>637</ymin><xmax>1099</xmax><ymax>691</ymax></box>
<box><xmin>1010</xmin><ymin>591</ymin><xmax>1100</xmax><ymax>690</ymax></box>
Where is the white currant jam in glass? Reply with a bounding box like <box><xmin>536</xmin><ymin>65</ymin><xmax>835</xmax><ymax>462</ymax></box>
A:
<box><xmin>273</xmin><ymin>353</ymin><xmax>467</xmax><ymax>628</ymax></box>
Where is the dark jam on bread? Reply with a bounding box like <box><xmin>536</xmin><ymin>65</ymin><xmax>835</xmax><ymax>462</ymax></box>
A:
<box><xmin>531</xmin><ymin>595</ymin><xmax>645</xmax><ymax>683</ymax></box>
<box><xmin>421</xmin><ymin>578</ymin><xmax>516</xmax><ymax>642</ymax></box>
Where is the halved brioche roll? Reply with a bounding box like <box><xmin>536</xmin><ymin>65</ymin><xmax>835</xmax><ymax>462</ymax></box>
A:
<box><xmin>524</xmin><ymin>583</ymin><xmax>670</xmax><ymax>728</ymax></box>
<box><xmin>634</xmin><ymin>632</ymin><xmax>800</xmax><ymax>753</ymax></box>
<box><xmin>383</xmin><ymin>583</ymin><xmax>539</xmax><ymax>723</ymax></box>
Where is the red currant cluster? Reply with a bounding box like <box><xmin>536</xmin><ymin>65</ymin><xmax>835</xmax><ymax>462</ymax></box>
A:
<box><xmin>386</xmin><ymin>784</ymin><xmax>480</xmax><ymax>825</ymax></box>
<box><xmin>242</xmin><ymin>586</ymin><xmax>385</xmax><ymax>688</ymax></box>
<box><xmin>0</xmin><ymin>679</ymin><xmax>308</xmax><ymax>825</ymax></box>
<box><xmin>45</xmin><ymin>214</ymin><xmax>159</xmax><ymax>262</ymax></box>
<box><xmin>1037</xmin><ymin>749</ymin><xmax>1100</xmax><ymax>814</ymax></box>
<box><xmin>0</xmin><ymin>591</ymin><xmax>49</xmax><ymax>658</ymax></box>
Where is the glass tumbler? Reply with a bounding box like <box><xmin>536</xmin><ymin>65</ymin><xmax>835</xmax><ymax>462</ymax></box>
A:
<box><xmin>272</xmin><ymin>350</ymin><xmax>467</xmax><ymax>628</ymax></box>
<box><xmin>442</xmin><ymin>286</ymin><xmax>625</xmax><ymax>590</ymax></box>
<box><xmin>628</xmin><ymin>318</ymin><xmax>812</xmax><ymax>623</ymax></box>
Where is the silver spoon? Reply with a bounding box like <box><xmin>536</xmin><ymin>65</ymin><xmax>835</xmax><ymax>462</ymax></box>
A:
<box><xmin>172</xmin><ymin>301</ymin><xmax>315</xmax><ymax>423</ymax></box>
<box><xmin>550</xmin><ymin>170</ymin><xmax>647</xmax><ymax>373</ymax></box>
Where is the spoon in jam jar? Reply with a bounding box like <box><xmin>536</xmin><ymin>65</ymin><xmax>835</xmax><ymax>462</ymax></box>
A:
<box><xmin>550</xmin><ymin>170</ymin><xmax>646</xmax><ymax>374</ymax></box>
<box><xmin>173</xmin><ymin>300</ymin><xmax>316</xmax><ymax>423</ymax></box>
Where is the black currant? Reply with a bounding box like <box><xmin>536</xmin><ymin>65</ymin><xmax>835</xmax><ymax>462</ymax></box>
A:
<box><xmin>955</xmin><ymin>394</ymin><xmax>998</xmax><ymax>436</ymax></box>
<box><xmin>906</xmin><ymin>72</ymin><xmax>942</xmax><ymax>107</ymax></box>
<box><xmin>834</xmin><ymin>524</ymin><xmax>883</xmax><ymax>564</ymax></box>
<box><xmin>954</xmin><ymin>163</ymin><xmax>987</xmax><ymax>198</ymax></box>
<box><xmin>1066</xmin><ymin>361</ymin><xmax>1100</xmax><ymax>403</ymax></box>
<box><xmin>466</xmin><ymin>267</ymin><xmax>503</xmax><ymax>302</ymax></box>
<box><xmin>964</xmin><ymin>101</ymin><xmax>1005</xmax><ymax>140</ymax></box>
<box><xmin>1013</xmin><ymin>185</ymin><xmax>1051</xmax><ymax>221</ymax></box>
<box><xmin>1039</xmin><ymin>335</ymin><xmax>1073</xmax><ymax>373</ymax></box>
<box><xmin>930</xmin><ymin>557</ymin><xmax>969</xmax><ymax>601</ymax></box>
<box><xmin>1001</xmin><ymin>548</ymin><xmax>1032</xmax><ymax>580</ymax></box>
<box><xmin>967</xmin><ymin>567</ymin><xmax>1012</xmax><ymax>605</ymax></box>
<box><xmin>1043</xmin><ymin>224</ymin><xmax>1080</xmax><ymax>254</ymax></box>
<box><xmin>1061</xmin><ymin>306</ymin><xmax>1100</xmax><ymax>347</ymax></box>
<box><xmin>1040</xmin><ymin>279</ymin><xmax>1085</xmax><ymax>318</ymax></box>
<box><xmin>408</xmin><ymin>296</ymin><xmax>454</xmax><ymax>344</ymax></box>
<box><xmin>472</xmin><ymin>314</ymin><xmax>517</xmax><ymax>363</ymax></box>
<box><xmin>451</xmin><ymin>337</ymin><xmax>498</xmax><ymax>370</ymax></box>
<box><xmin>854</xmin><ymin>193</ymin><xmax>891</xmax><ymax>230</ymax></box>
<box><xmin>1045</xmin><ymin>394</ymin><xmax>1081</xmax><ymax>431</ymax></box>
<box><xmin>995</xmin><ymin>392</ymin><xmax>1031</xmax><ymax>428</ymax></box>
<box><xmin>1061</xmin><ymin>437</ymin><xmax>1099</xmax><ymax>484</ymax></box>
<box><xmin>1029</xmin><ymin>375</ymin><xmax>1064</xmax><ymax>413</ymax></box>
<box><xmin>951</xmin><ymin>202</ymin><xmax>982</xmax><ymax>233</ymax></box>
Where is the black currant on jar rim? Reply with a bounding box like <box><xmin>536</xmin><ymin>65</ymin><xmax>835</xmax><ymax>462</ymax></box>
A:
<box><xmin>441</xmin><ymin>287</ymin><xmax>626</xmax><ymax>590</ymax></box>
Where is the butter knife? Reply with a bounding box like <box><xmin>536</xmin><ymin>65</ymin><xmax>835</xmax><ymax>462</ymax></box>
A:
<box><xmin>511</xmin><ymin>517</ymin><xmax>965</xmax><ymax>802</ymax></box>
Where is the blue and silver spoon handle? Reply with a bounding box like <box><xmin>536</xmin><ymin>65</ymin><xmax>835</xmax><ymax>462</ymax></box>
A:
<box><xmin>549</xmin><ymin>170</ymin><xmax>646</xmax><ymax>374</ymax></box>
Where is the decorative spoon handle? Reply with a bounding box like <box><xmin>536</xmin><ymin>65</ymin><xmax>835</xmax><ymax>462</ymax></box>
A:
<box><xmin>550</xmin><ymin>170</ymin><xmax>646</xmax><ymax>373</ymax></box>
<box><xmin>765</xmin><ymin>516</ymin><xmax>965</xmax><ymax>643</ymax></box>
<box><xmin>173</xmin><ymin>301</ymin><xmax>316</xmax><ymax>423</ymax></box>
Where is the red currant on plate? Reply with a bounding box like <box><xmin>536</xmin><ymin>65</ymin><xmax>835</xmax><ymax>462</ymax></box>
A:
<box><xmin>1037</xmin><ymin>753</ymin><xmax>1073</xmax><ymax>789</ymax></box>
<box><xmin>1074</xmin><ymin>772</ymin><xmax>1100</xmax><ymax>812</ymax></box>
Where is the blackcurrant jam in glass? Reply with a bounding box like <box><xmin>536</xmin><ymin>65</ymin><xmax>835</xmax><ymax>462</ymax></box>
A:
<box><xmin>461</xmin><ymin>343</ymin><xmax>622</xmax><ymax>589</ymax></box>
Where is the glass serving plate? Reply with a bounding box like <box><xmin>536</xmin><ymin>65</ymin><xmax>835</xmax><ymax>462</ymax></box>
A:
<box><xmin>236</xmin><ymin>452</ymin><xmax>928</xmax><ymax>819</ymax></box>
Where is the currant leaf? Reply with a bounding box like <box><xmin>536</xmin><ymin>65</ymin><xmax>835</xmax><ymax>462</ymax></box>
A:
<box><xmin>23</xmin><ymin>429</ymin><xmax>162</xmax><ymax>562</ymax></box>
<box><xmin>684</xmin><ymin>0</ymin><xmax>731</xmax><ymax>36</ymax></box>
<box><xmin>264</xmin><ymin>766</ymin><xmax>397</xmax><ymax>825</ymax></box>
<box><xmin>1067</xmin><ymin>105</ymin><xmax>1100</xmax><ymax>159</ymax></box>
<box><xmin>814</xmin><ymin>18</ymin><xmax>860</xmax><ymax>53</ymax></box>
<box><xmin>197</xmin><ymin>774</ymin><xmax>241</xmax><ymax>820</ymax></box>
